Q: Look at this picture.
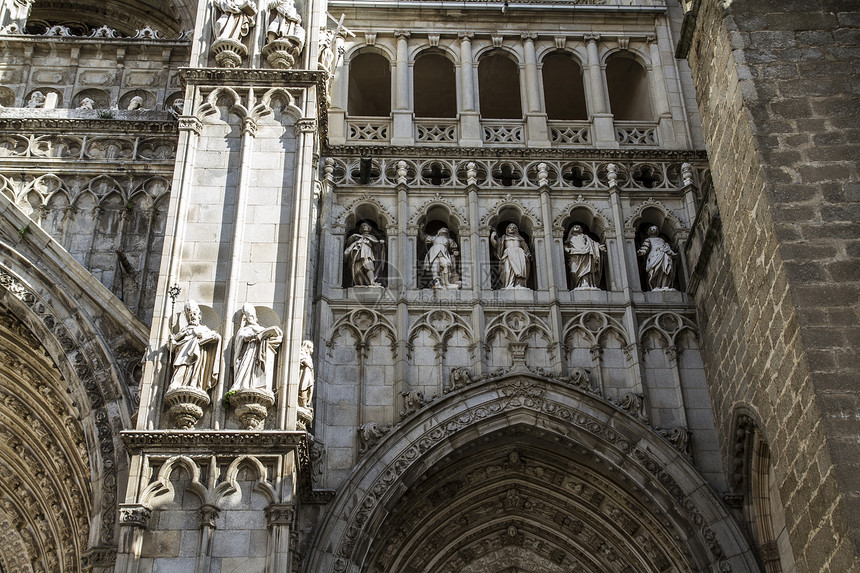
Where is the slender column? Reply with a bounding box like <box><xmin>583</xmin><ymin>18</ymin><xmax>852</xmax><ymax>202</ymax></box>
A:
<box><xmin>523</xmin><ymin>33</ymin><xmax>550</xmax><ymax>147</ymax></box>
<box><xmin>647</xmin><ymin>34</ymin><xmax>677</xmax><ymax>146</ymax></box>
<box><xmin>266</xmin><ymin>503</ymin><xmax>295</xmax><ymax>572</ymax></box>
<box><xmin>584</xmin><ymin>34</ymin><xmax>617</xmax><ymax>147</ymax></box>
<box><xmin>395</xmin><ymin>31</ymin><xmax>410</xmax><ymax>110</ymax></box>
<box><xmin>115</xmin><ymin>504</ymin><xmax>152</xmax><ymax>573</ymax></box>
<box><xmin>196</xmin><ymin>504</ymin><xmax>220</xmax><ymax>573</ymax></box>
<box><xmin>458</xmin><ymin>33</ymin><xmax>482</xmax><ymax>146</ymax></box>
<box><xmin>391</xmin><ymin>31</ymin><xmax>414</xmax><ymax>145</ymax></box>
<box><xmin>522</xmin><ymin>34</ymin><xmax>540</xmax><ymax>113</ymax></box>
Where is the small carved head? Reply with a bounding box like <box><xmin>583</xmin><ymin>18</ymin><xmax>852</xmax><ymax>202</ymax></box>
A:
<box><xmin>359</xmin><ymin>222</ymin><xmax>373</xmax><ymax>234</ymax></box>
<box><xmin>183</xmin><ymin>300</ymin><xmax>202</xmax><ymax>325</ymax></box>
<box><xmin>570</xmin><ymin>224</ymin><xmax>583</xmax><ymax>235</ymax></box>
<box><xmin>241</xmin><ymin>303</ymin><xmax>258</xmax><ymax>324</ymax></box>
<box><xmin>505</xmin><ymin>223</ymin><xmax>518</xmax><ymax>235</ymax></box>
<box><xmin>301</xmin><ymin>340</ymin><xmax>314</xmax><ymax>355</ymax></box>
<box><xmin>438</xmin><ymin>227</ymin><xmax>449</xmax><ymax>236</ymax></box>
<box><xmin>647</xmin><ymin>225</ymin><xmax>659</xmax><ymax>237</ymax></box>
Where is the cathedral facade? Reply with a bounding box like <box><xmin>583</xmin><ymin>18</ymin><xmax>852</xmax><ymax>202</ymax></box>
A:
<box><xmin>0</xmin><ymin>0</ymin><xmax>856</xmax><ymax>572</ymax></box>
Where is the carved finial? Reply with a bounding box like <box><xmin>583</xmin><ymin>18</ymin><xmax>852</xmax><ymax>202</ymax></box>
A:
<box><xmin>467</xmin><ymin>162</ymin><xmax>478</xmax><ymax>186</ymax></box>
<box><xmin>607</xmin><ymin>163</ymin><xmax>618</xmax><ymax>188</ymax></box>
<box><xmin>681</xmin><ymin>162</ymin><xmax>694</xmax><ymax>187</ymax></box>
<box><xmin>537</xmin><ymin>163</ymin><xmax>549</xmax><ymax>187</ymax></box>
<box><xmin>324</xmin><ymin>157</ymin><xmax>335</xmax><ymax>180</ymax></box>
<box><xmin>397</xmin><ymin>160</ymin><xmax>408</xmax><ymax>185</ymax></box>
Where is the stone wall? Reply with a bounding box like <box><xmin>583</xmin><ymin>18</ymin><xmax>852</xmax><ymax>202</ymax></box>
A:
<box><xmin>684</xmin><ymin>0</ymin><xmax>860</xmax><ymax>570</ymax></box>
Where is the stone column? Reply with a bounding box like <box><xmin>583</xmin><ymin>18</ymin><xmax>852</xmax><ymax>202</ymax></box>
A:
<box><xmin>266</xmin><ymin>503</ymin><xmax>295</xmax><ymax>572</ymax></box>
<box><xmin>392</xmin><ymin>31</ymin><xmax>413</xmax><ymax>145</ymax></box>
<box><xmin>196</xmin><ymin>504</ymin><xmax>220</xmax><ymax>573</ymax></box>
<box><xmin>115</xmin><ymin>504</ymin><xmax>152</xmax><ymax>572</ymax></box>
<box><xmin>522</xmin><ymin>33</ymin><xmax>550</xmax><ymax>147</ymax></box>
<box><xmin>328</xmin><ymin>34</ymin><xmax>348</xmax><ymax>144</ymax></box>
<box><xmin>584</xmin><ymin>34</ymin><xmax>617</xmax><ymax>147</ymax></box>
<box><xmin>647</xmin><ymin>35</ymin><xmax>676</xmax><ymax>147</ymax></box>
<box><xmin>458</xmin><ymin>33</ymin><xmax>482</xmax><ymax>146</ymax></box>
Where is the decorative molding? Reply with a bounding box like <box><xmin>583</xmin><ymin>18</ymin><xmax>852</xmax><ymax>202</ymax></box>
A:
<box><xmin>121</xmin><ymin>430</ymin><xmax>306</xmax><ymax>453</ymax></box>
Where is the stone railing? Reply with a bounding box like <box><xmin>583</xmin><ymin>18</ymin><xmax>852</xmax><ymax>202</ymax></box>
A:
<box><xmin>347</xmin><ymin>118</ymin><xmax>391</xmax><ymax>142</ymax></box>
<box><xmin>615</xmin><ymin>122</ymin><xmax>658</xmax><ymax>146</ymax></box>
<box><xmin>415</xmin><ymin>120</ymin><xmax>458</xmax><ymax>143</ymax></box>
<box><xmin>481</xmin><ymin>121</ymin><xmax>524</xmax><ymax>144</ymax></box>
<box><xmin>548</xmin><ymin>121</ymin><xmax>591</xmax><ymax>146</ymax></box>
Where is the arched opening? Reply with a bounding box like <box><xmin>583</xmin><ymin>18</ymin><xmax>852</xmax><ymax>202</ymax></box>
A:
<box><xmin>479</xmin><ymin>52</ymin><xmax>523</xmax><ymax>119</ymax></box>
<box><xmin>605</xmin><ymin>53</ymin><xmax>653</xmax><ymax>121</ymax></box>
<box><xmin>416</xmin><ymin>205</ymin><xmax>461</xmax><ymax>289</ymax></box>
<box><xmin>414</xmin><ymin>52</ymin><xmax>457</xmax><ymax>119</ymax></box>
<box><xmin>343</xmin><ymin>209</ymin><xmax>388</xmax><ymax>288</ymax></box>
<box><xmin>25</xmin><ymin>0</ymin><xmax>183</xmax><ymax>37</ymax></box>
<box><xmin>348</xmin><ymin>52</ymin><xmax>392</xmax><ymax>118</ymax></box>
<box><xmin>561</xmin><ymin>207</ymin><xmax>608</xmax><ymax>291</ymax></box>
<box><xmin>303</xmin><ymin>374</ymin><xmax>760</xmax><ymax>573</ymax></box>
<box><xmin>542</xmin><ymin>52</ymin><xmax>587</xmax><ymax>120</ymax></box>
<box><xmin>489</xmin><ymin>208</ymin><xmax>535</xmax><ymax>290</ymax></box>
<box><xmin>633</xmin><ymin>210</ymin><xmax>681</xmax><ymax>292</ymax></box>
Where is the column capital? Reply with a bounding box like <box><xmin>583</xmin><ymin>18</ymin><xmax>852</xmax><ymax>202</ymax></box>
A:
<box><xmin>646</xmin><ymin>34</ymin><xmax>658</xmax><ymax>46</ymax></box>
<box><xmin>458</xmin><ymin>32</ymin><xmax>474</xmax><ymax>41</ymax></box>
<box><xmin>119</xmin><ymin>503</ymin><xmax>152</xmax><ymax>529</ymax></box>
<box><xmin>295</xmin><ymin>118</ymin><xmax>318</xmax><ymax>134</ymax></box>
<box><xmin>521</xmin><ymin>32</ymin><xmax>538</xmax><ymax>41</ymax></box>
<box><xmin>198</xmin><ymin>504</ymin><xmax>220</xmax><ymax>529</ymax></box>
<box><xmin>583</xmin><ymin>33</ymin><xmax>601</xmax><ymax>44</ymax></box>
<box><xmin>394</xmin><ymin>30</ymin><xmax>411</xmax><ymax>40</ymax></box>
<box><xmin>242</xmin><ymin>117</ymin><xmax>258</xmax><ymax>136</ymax></box>
<box><xmin>266</xmin><ymin>503</ymin><xmax>295</xmax><ymax>527</ymax></box>
<box><xmin>178</xmin><ymin>116</ymin><xmax>202</xmax><ymax>135</ymax></box>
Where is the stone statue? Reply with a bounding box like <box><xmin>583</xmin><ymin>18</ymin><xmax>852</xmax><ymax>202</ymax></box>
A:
<box><xmin>77</xmin><ymin>97</ymin><xmax>95</xmax><ymax>110</ymax></box>
<box><xmin>168</xmin><ymin>300</ymin><xmax>222</xmax><ymax>392</ymax></box>
<box><xmin>565</xmin><ymin>224</ymin><xmax>606</xmax><ymax>290</ymax></box>
<box><xmin>420</xmin><ymin>226</ymin><xmax>460</xmax><ymax>289</ymax></box>
<box><xmin>126</xmin><ymin>95</ymin><xmax>146</xmax><ymax>111</ymax></box>
<box><xmin>344</xmin><ymin>222</ymin><xmax>385</xmax><ymax>287</ymax></box>
<box><xmin>298</xmin><ymin>340</ymin><xmax>315</xmax><ymax>409</ymax></box>
<box><xmin>637</xmin><ymin>225</ymin><xmax>677</xmax><ymax>291</ymax></box>
<box><xmin>27</xmin><ymin>91</ymin><xmax>46</xmax><ymax>108</ymax></box>
<box><xmin>211</xmin><ymin>0</ymin><xmax>257</xmax><ymax>43</ymax></box>
<box><xmin>266</xmin><ymin>0</ymin><xmax>304</xmax><ymax>44</ymax></box>
<box><xmin>230</xmin><ymin>304</ymin><xmax>283</xmax><ymax>392</ymax></box>
<box><xmin>490</xmin><ymin>223</ymin><xmax>532</xmax><ymax>289</ymax></box>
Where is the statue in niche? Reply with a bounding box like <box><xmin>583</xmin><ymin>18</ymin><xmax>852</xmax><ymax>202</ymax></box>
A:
<box><xmin>419</xmin><ymin>226</ymin><xmax>460</xmax><ymax>289</ymax></box>
<box><xmin>344</xmin><ymin>222</ymin><xmax>385</xmax><ymax>287</ymax></box>
<box><xmin>77</xmin><ymin>97</ymin><xmax>95</xmax><ymax>110</ymax></box>
<box><xmin>266</xmin><ymin>0</ymin><xmax>304</xmax><ymax>44</ymax></box>
<box><xmin>168</xmin><ymin>300</ymin><xmax>222</xmax><ymax>392</ymax></box>
<box><xmin>565</xmin><ymin>224</ymin><xmax>606</xmax><ymax>290</ymax></box>
<box><xmin>490</xmin><ymin>223</ymin><xmax>532</xmax><ymax>289</ymax></box>
<box><xmin>211</xmin><ymin>0</ymin><xmax>258</xmax><ymax>43</ymax></box>
<box><xmin>230</xmin><ymin>304</ymin><xmax>283</xmax><ymax>392</ymax></box>
<box><xmin>298</xmin><ymin>340</ymin><xmax>315</xmax><ymax>409</ymax></box>
<box><xmin>637</xmin><ymin>225</ymin><xmax>678</xmax><ymax>291</ymax></box>
<box><xmin>126</xmin><ymin>95</ymin><xmax>146</xmax><ymax>111</ymax></box>
<box><xmin>27</xmin><ymin>91</ymin><xmax>46</xmax><ymax>108</ymax></box>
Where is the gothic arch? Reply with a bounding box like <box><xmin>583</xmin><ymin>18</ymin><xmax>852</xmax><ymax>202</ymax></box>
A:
<box><xmin>0</xmin><ymin>194</ymin><xmax>147</xmax><ymax>568</ymax></box>
<box><xmin>303</xmin><ymin>373</ymin><xmax>759</xmax><ymax>573</ymax></box>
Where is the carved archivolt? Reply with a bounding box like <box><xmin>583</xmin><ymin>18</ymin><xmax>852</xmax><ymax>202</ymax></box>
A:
<box><xmin>552</xmin><ymin>194</ymin><xmax>614</xmax><ymax>239</ymax></box>
<box><xmin>486</xmin><ymin>310</ymin><xmax>552</xmax><ymax>345</ymax></box>
<box><xmin>624</xmin><ymin>197</ymin><xmax>688</xmax><ymax>236</ymax></box>
<box><xmin>407</xmin><ymin>309</ymin><xmax>475</xmax><ymax>354</ymax></box>
<box><xmin>334</xmin><ymin>193</ymin><xmax>397</xmax><ymax>231</ymax></box>
<box><xmin>302</xmin><ymin>374</ymin><xmax>759</xmax><ymax>573</ymax></box>
<box><xmin>406</xmin><ymin>193</ymin><xmax>468</xmax><ymax>230</ymax></box>
<box><xmin>480</xmin><ymin>194</ymin><xmax>542</xmax><ymax>232</ymax></box>
<box><xmin>327</xmin><ymin>309</ymin><xmax>397</xmax><ymax>350</ymax></box>
<box><xmin>562</xmin><ymin>311</ymin><xmax>629</xmax><ymax>348</ymax></box>
<box><xmin>639</xmin><ymin>311</ymin><xmax>698</xmax><ymax>347</ymax></box>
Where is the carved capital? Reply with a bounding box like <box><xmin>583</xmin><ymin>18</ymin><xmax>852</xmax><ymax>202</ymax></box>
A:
<box><xmin>295</xmin><ymin>118</ymin><xmax>318</xmax><ymax>134</ymax></box>
<box><xmin>119</xmin><ymin>504</ymin><xmax>152</xmax><ymax>529</ymax></box>
<box><xmin>178</xmin><ymin>116</ymin><xmax>202</xmax><ymax>134</ymax></box>
<box><xmin>458</xmin><ymin>32</ymin><xmax>474</xmax><ymax>42</ymax></box>
<box><xmin>646</xmin><ymin>34</ymin><xmax>658</xmax><ymax>46</ymax></box>
<box><xmin>583</xmin><ymin>33</ymin><xmax>601</xmax><ymax>44</ymax></box>
<box><xmin>520</xmin><ymin>32</ymin><xmax>538</xmax><ymax>42</ymax></box>
<box><xmin>242</xmin><ymin>117</ymin><xmax>258</xmax><ymax>136</ymax></box>
<box><xmin>266</xmin><ymin>503</ymin><xmax>295</xmax><ymax>527</ymax></box>
<box><xmin>198</xmin><ymin>504</ymin><xmax>220</xmax><ymax>529</ymax></box>
<box><xmin>394</xmin><ymin>30</ymin><xmax>411</xmax><ymax>40</ymax></box>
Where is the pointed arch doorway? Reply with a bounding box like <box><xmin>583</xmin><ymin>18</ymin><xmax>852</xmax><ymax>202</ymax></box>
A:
<box><xmin>304</xmin><ymin>374</ymin><xmax>759</xmax><ymax>573</ymax></box>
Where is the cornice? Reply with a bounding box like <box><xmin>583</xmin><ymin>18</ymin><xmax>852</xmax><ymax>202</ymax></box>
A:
<box><xmin>0</xmin><ymin>117</ymin><xmax>178</xmax><ymax>134</ymax></box>
<box><xmin>323</xmin><ymin>144</ymin><xmax>708</xmax><ymax>162</ymax></box>
<box><xmin>122</xmin><ymin>430</ymin><xmax>308</xmax><ymax>453</ymax></box>
<box><xmin>180</xmin><ymin>67</ymin><xmax>327</xmax><ymax>87</ymax></box>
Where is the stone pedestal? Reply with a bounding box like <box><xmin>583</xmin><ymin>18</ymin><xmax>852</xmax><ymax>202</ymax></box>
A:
<box><xmin>211</xmin><ymin>38</ymin><xmax>248</xmax><ymax>68</ymax></box>
<box><xmin>230</xmin><ymin>388</ymin><xmax>276</xmax><ymax>430</ymax></box>
<box><xmin>263</xmin><ymin>38</ymin><xmax>303</xmax><ymax>69</ymax></box>
<box><xmin>164</xmin><ymin>387</ymin><xmax>210</xmax><ymax>429</ymax></box>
